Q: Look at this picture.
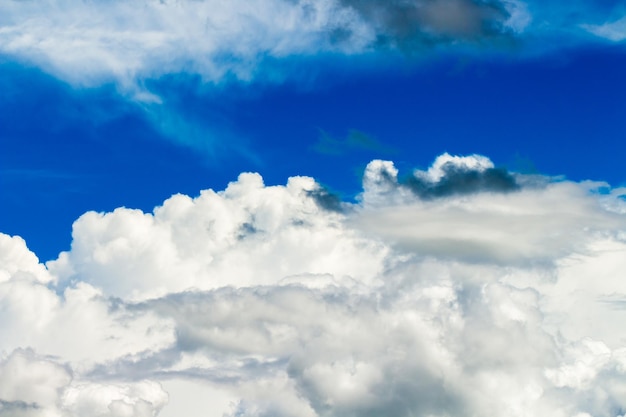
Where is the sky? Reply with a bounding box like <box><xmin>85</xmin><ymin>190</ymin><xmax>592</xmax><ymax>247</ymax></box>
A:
<box><xmin>1</xmin><ymin>1</ymin><xmax>626</xmax><ymax>416</ymax></box>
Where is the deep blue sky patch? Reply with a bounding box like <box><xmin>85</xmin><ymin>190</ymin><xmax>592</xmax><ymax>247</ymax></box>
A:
<box><xmin>2</xmin><ymin>6</ymin><xmax>626</xmax><ymax>260</ymax></box>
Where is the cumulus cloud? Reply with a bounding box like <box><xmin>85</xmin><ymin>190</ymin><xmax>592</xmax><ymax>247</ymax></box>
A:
<box><xmin>2</xmin><ymin>153</ymin><xmax>626</xmax><ymax>416</ymax></box>
<box><xmin>47</xmin><ymin>174</ymin><xmax>388</xmax><ymax>300</ymax></box>
<box><xmin>0</xmin><ymin>0</ymin><xmax>527</xmax><ymax>92</ymax></box>
<box><xmin>356</xmin><ymin>154</ymin><xmax>626</xmax><ymax>266</ymax></box>
<box><xmin>0</xmin><ymin>349</ymin><xmax>167</xmax><ymax>417</ymax></box>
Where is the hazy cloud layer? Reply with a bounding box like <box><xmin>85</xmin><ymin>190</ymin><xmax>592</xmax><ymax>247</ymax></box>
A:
<box><xmin>2</xmin><ymin>153</ymin><xmax>626</xmax><ymax>416</ymax></box>
<box><xmin>0</xmin><ymin>0</ymin><xmax>529</xmax><ymax>93</ymax></box>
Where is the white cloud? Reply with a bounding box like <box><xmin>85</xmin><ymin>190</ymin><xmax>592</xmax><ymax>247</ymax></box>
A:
<box><xmin>414</xmin><ymin>152</ymin><xmax>495</xmax><ymax>183</ymax></box>
<box><xmin>0</xmin><ymin>0</ymin><xmax>524</xmax><ymax>94</ymax></box>
<box><xmin>158</xmin><ymin>379</ymin><xmax>236</xmax><ymax>417</ymax></box>
<box><xmin>357</xmin><ymin>157</ymin><xmax>625</xmax><ymax>264</ymax></box>
<box><xmin>62</xmin><ymin>380</ymin><xmax>168</xmax><ymax>417</ymax></box>
<box><xmin>0</xmin><ymin>349</ymin><xmax>167</xmax><ymax>417</ymax></box>
<box><xmin>0</xmin><ymin>234</ymin><xmax>175</xmax><ymax>368</ymax></box>
<box><xmin>0</xmin><ymin>349</ymin><xmax>71</xmax><ymax>412</ymax></box>
<box><xmin>0</xmin><ymin>234</ymin><xmax>54</xmax><ymax>284</ymax></box>
<box><xmin>48</xmin><ymin>174</ymin><xmax>388</xmax><ymax>300</ymax></box>
<box><xmin>0</xmin><ymin>0</ymin><xmax>350</xmax><ymax>91</ymax></box>
<box><xmin>583</xmin><ymin>15</ymin><xmax>626</xmax><ymax>42</ymax></box>
<box><xmin>3</xmin><ymin>153</ymin><xmax>626</xmax><ymax>415</ymax></box>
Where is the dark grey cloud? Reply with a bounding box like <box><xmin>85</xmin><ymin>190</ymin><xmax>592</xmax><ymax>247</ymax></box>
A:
<box><xmin>306</xmin><ymin>187</ymin><xmax>344</xmax><ymax>212</ymax></box>
<box><xmin>368</xmin><ymin>158</ymin><xmax>519</xmax><ymax>199</ymax></box>
<box><xmin>335</xmin><ymin>0</ymin><xmax>512</xmax><ymax>50</ymax></box>
<box><xmin>405</xmin><ymin>164</ymin><xmax>519</xmax><ymax>198</ymax></box>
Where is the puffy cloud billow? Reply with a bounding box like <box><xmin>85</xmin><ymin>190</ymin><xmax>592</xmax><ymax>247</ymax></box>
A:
<box><xmin>2</xmin><ymin>153</ymin><xmax>626</xmax><ymax>416</ymax></box>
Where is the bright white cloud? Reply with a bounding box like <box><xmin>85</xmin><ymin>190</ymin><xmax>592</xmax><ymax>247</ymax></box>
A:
<box><xmin>48</xmin><ymin>174</ymin><xmax>388</xmax><ymax>300</ymax></box>
<box><xmin>0</xmin><ymin>0</ymin><xmax>352</xmax><ymax>91</ymax></box>
<box><xmin>2</xmin><ymin>153</ymin><xmax>626</xmax><ymax>416</ymax></box>
<box><xmin>0</xmin><ymin>234</ymin><xmax>53</xmax><ymax>284</ymax></box>
<box><xmin>415</xmin><ymin>152</ymin><xmax>495</xmax><ymax>182</ymax></box>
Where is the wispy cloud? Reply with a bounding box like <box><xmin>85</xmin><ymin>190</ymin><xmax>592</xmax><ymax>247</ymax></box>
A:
<box><xmin>0</xmin><ymin>0</ymin><xmax>530</xmax><ymax>96</ymax></box>
<box><xmin>583</xmin><ymin>15</ymin><xmax>626</xmax><ymax>42</ymax></box>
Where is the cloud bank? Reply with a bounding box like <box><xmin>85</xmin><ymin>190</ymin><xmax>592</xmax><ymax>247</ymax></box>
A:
<box><xmin>2</xmin><ymin>153</ymin><xmax>626</xmax><ymax>416</ymax></box>
<box><xmin>8</xmin><ymin>0</ymin><xmax>624</xmax><ymax>94</ymax></box>
<box><xmin>0</xmin><ymin>0</ymin><xmax>529</xmax><ymax>92</ymax></box>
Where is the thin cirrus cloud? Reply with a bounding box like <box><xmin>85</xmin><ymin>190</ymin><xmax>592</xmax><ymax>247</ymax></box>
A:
<box><xmin>583</xmin><ymin>15</ymin><xmax>626</xmax><ymax>42</ymax></box>
<box><xmin>2</xmin><ymin>153</ymin><xmax>626</xmax><ymax>416</ymax></box>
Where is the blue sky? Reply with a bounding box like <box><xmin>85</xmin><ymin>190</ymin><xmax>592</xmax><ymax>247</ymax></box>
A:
<box><xmin>1</xmin><ymin>1</ymin><xmax>625</xmax><ymax>261</ymax></box>
<box><xmin>2</xmin><ymin>2</ymin><xmax>626</xmax><ymax>416</ymax></box>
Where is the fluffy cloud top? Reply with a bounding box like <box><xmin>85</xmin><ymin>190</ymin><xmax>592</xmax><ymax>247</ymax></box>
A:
<box><xmin>2</xmin><ymin>153</ymin><xmax>626</xmax><ymax>416</ymax></box>
<box><xmin>48</xmin><ymin>174</ymin><xmax>388</xmax><ymax>300</ymax></box>
<box><xmin>0</xmin><ymin>0</ymin><xmax>527</xmax><ymax>91</ymax></box>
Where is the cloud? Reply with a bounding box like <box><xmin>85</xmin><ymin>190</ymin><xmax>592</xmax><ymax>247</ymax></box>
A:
<box><xmin>335</xmin><ymin>0</ymin><xmax>517</xmax><ymax>50</ymax></box>
<box><xmin>46</xmin><ymin>173</ymin><xmax>389</xmax><ymax>300</ymax></box>
<box><xmin>0</xmin><ymin>0</ymin><xmax>529</xmax><ymax>155</ymax></box>
<box><xmin>0</xmin><ymin>349</ymin><xmax>71</xmax><ymax>414</ymax></box>
<box><xmin>583</xmin><ymin>15</ymin><xmax>626</xmax><ymax>42</ymax></box>
<box><xmin>0</xmin><ymin>234</ymin><xmax>54</xmax><ymax>284</ymax></box>
<box><xmin>361</xmin><ymin>153</ymin><xmax>519</xmax><ymax>205</ymax></box>
<box><xmin>3</xmin><ymin>153</ymin><xmax>626</xmax><ymax>415</ymax></box>
<box><xmin>0</xmin><ymin>349</ymin><xmax>168</xmax><ymax>417</ymax></box>
<box><xmin>356</xmin><ymin>156</ymin><xmax>625</xmax><ymax>266</ymax></box>
<box><xmin>0</xmin><ymin>0</ymin><xmax>528</xmax><ymax>93</ymax></box>
<box><xmin>0</xmin><ymin>0</ymin><xmax>337</xmax><ymax>91</ymax></box>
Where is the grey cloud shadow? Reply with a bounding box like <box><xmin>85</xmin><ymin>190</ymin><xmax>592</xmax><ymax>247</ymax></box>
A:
<box><xmin>334</xmin><ymin>0</ymin><xmax>513</xmax><ymax>51</ymax></box>
<box><xmin>306</xmin><ymin>187</ymin><xmax>345</xmax><ymax>212</ymax></box>
<box><xmin>368</xmin><ymin>159</ymin><xmax>520</xmax><ymax>199</ymax></box>
<box><xmin>0</xmin><ymin>400</ymin><xmax>41</xmax><ymax>413</ymax></box>
<box><xmin>404</xmin><ymin>164</ymin><xmax>520</xmax><ymax>198</ymax></box>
